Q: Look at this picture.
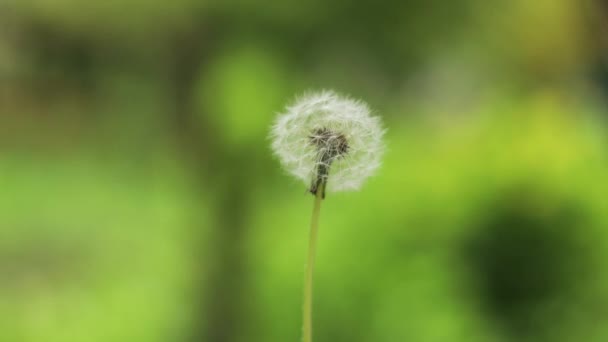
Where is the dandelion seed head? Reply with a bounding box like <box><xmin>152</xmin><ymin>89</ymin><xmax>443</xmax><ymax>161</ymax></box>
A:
<box><xmin>270</xmin><ymin>90</ymin><xmax>385</xmax><ymax>193</ymax></box>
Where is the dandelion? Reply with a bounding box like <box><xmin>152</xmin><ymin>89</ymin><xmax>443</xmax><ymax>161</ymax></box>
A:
<box><xmin>271</xmin><ymin>90</ymin><xmax>385</xmax><ymax>196</ymax></box>
<box><xmin>270</xmin><ymin>90</ymin><xmax>385</xmax><ymax>342</ymax></box>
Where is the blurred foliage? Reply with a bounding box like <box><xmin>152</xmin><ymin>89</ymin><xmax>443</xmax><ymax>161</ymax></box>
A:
<box><xmin>2</xmin><ymin>0</ymin><xmax>608</xmax><ymax>342</ymax></box>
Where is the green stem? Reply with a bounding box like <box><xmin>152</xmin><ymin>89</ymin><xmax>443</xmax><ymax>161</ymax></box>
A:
<box><xmin>303</xmin><ymin>183</ymin><xmax>324</xmax><ymax>342</ymax></box>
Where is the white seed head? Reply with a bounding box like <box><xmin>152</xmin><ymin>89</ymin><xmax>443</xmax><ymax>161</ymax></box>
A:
<box><xmin>270</xmin><ymin>90</ymin><xmax>385</xmax><ymax>194</ymax></box>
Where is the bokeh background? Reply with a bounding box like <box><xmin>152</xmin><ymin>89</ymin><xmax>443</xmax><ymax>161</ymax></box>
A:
<box><xmin>3</xmin><ymin>1</ymin><xmax>608</xmax><ymax>341</ymax></box>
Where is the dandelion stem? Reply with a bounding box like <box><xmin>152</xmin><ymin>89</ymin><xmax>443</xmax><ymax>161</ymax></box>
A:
<box><xmin>303</xmin><ymin>182</ymin><xmax>324</xmax><ymax>342</ymax></box>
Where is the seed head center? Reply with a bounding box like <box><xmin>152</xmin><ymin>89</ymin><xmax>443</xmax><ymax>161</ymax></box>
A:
<box><xmin>309</xmin><ymin>127</ymin><xmax>349</xmax><ymax>160</ymax></box>
<box><xmin>308</xmin><ymin>127</ymin><xmax>349</xmax><ymax>198</ymax></box>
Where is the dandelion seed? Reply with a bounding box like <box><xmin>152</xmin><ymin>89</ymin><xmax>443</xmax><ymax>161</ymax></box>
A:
<box><xmin>271</xmin><ymin>90</ymin><xmax>385</xmax><ymax>195</ymax></box>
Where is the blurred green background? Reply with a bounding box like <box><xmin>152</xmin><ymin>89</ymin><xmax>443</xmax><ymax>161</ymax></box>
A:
<box><xmin>2</xmin><ymin>1</ymin><xmax>608</xmax><ymax>341</ymax></box>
